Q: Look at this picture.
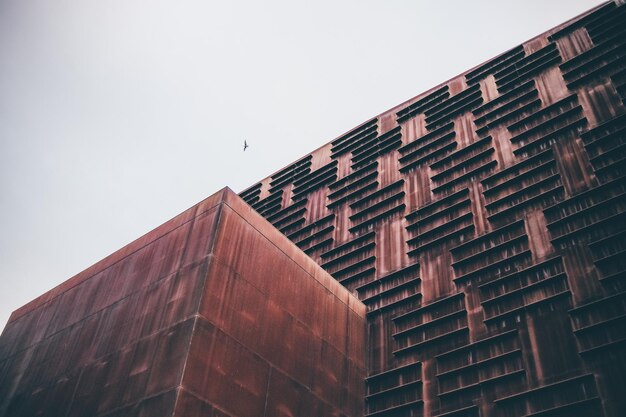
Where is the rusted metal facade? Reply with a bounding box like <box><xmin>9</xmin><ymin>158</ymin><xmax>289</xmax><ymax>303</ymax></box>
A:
<box><xmin>240</xmin><ymin>2</ymin><xmax>626</xmax><ymax>416</ymax></box>
<box><xmin>0</xmin><ymin>189</ymin><xmax>366</xmax><ymax>417</ymax></box>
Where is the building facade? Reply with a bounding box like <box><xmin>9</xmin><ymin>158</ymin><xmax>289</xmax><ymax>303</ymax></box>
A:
<box><xmin>0</xmin><ymin>190</ymin><xmax>367</xmax><ymax>417</ymax></box>
<box><xmin>240</xmin><ymin>2</ymin><xmax>626</xmax><ymax>416</ymax></box>
<box><xmin>1</xmin><ymin>2</ymin><xmax>626</xmax><ymax>416</ymax></box>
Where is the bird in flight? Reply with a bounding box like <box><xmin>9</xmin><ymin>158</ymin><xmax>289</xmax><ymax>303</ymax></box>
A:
<box><xmin>244</xmin><ymin>140</ymin><xmax>249</xmax><ymax>151</ymax></box>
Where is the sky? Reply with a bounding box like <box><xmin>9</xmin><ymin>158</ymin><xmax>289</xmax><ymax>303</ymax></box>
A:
<box><xmin>0</xmin><ymin>0</ymin><xmax>603</xmax><ymax>331</ymax></box>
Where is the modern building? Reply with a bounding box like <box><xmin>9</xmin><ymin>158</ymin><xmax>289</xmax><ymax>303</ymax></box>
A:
<box><xmin>2</xmin><ymin>1</ymin><xmax>626</xmax><ymax>416</ymax></box>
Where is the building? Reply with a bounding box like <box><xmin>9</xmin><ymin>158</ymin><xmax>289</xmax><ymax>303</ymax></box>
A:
<box><xmin>0</xmin><ymin>189</ymin><xmax>367</xmax><ymax>417</ymax></box>
<box><xmin>2</xmin><ymin>1</ymin><xmax>626</xmax><ymax>416</ymax></box>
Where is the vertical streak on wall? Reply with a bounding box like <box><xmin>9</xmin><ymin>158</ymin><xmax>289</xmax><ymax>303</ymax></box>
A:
<box><xmin>242</xmin><ymin>2</ymin><xmax>626</xmax><ymax>416</ymax></box>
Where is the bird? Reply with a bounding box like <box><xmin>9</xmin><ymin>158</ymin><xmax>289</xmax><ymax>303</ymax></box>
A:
<box><xmin>244</xmin><ymin>140</ymin><xmax>249</xmax><ymax>151</ymax></box>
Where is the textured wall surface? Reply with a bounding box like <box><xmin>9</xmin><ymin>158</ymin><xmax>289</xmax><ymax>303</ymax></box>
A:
<box><xmin>240</xmin><ymin>2</ymin><xmax>626</xmax><ymax>416</ymax></box>
<box><xmin>0</xmin><ymin>188</ymin><xmax>366</xmax><ymax>417</ymax></box>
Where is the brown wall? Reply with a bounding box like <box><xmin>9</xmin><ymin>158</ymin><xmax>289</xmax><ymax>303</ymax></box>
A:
<box><xmin>0</xmin><ymin>188</ymin><xmax>366</xmax><ymax>417</ymax></box>
<box><xmin>240</xmin><ymin>2</ymin><xmax>626</xmax><ymax>416</ymax></box>
<box><xmin>178</xmin><ymin>190</ymin><xmax>366</xmax><ymax>417</ymax></box>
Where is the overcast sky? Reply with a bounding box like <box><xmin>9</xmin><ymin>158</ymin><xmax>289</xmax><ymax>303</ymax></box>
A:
<box><xmin>0</xmin><ymin>0</ymin><xmax>603</xmax><ymax>331</ymax></box>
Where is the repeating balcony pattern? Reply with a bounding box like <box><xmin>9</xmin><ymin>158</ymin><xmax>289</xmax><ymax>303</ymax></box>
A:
<box><xmin>241</xmin><ymin>3</ymin><xmax>626</xmax><ymax>416</ymax></box>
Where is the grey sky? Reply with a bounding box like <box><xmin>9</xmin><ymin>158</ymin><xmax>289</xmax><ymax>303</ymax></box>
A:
<box><xmin>0</xmin><ymin>0</ymin><xmax>602</xmax><ymax>331</ymax></box>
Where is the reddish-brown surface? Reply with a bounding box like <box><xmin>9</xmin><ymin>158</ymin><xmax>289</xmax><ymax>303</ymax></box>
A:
<box><xmin>3</xmin><ymin>3</ymin><xmax>626</xmax><ymax>417</ymax></box>
<box><xmin>0</xmin><ymin>188</ymin><xmax>366</xmax><ymax>417</ymax></box>
<box><xmin>239</xmin><ymin>2</ymin><xmax>626</xmax><ymax>416</ymax></box>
